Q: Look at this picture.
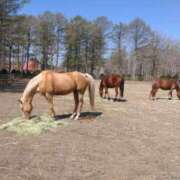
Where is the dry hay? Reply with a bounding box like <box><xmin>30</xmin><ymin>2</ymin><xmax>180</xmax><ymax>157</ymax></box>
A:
<box><xmin>0</xmin><ymin>115</ymin><xmax>68</xmax><ymax>135</ymax></box>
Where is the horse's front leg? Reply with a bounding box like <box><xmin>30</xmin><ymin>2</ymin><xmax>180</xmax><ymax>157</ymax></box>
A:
<box><xmin>149</xmin><ymin>88</ymin><xmax>158</xmax><ymax>100</ymax></box>
<box><xmin>74</xmin><ymin>92</ymin><xmax>84</xmax><ymax>120</ymax></box>
<box><xmin>168</xmin><ymin>89</ymin><xmax>173</xmax><ymax>100</ymax></box>
<box><xmin>70</xmin><ymin>91</ymin><xmax>79</xmax><ymax>119</ymax></box>
<box><xmin>105</xmin><ymin>87</ymin><xmax>110</xmax><ymax>100</ymax></box>
<box><xmin>45</xmin><ymin>93</ymin><xmax>55</xmax><ymax>117</ymax></box>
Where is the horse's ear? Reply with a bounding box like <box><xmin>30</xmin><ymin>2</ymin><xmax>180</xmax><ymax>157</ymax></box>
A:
<box><xmin>18</xmin><ymin>99</ymin><xmax>22</xmax><ymax>104</ymax></box>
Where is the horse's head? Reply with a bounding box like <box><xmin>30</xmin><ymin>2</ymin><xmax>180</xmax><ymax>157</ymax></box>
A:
<box><xmin>176</xmin><ymin>80</ymin><xmax>180</xmax><ymax>89</ymax></box>
<box><xmin>18</xmin><ymin>98</ymin><xmax>33</xmax><ymax>119</ymax></box>
<box><xmin>176</xmin><ymin>80</ymin><xmax>180</xmax><ymax>99</ymax></box>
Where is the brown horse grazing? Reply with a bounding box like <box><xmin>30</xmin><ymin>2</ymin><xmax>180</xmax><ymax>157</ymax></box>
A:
<box><xmin>19</xmin><ymin>71</ymin><xmax>95</xmax><ymax>120</ymax></box>
<box><xmin>149</xmin><ymin>79</ymin><xmax>180</xmax><ymax>100</ymax></box>
<box><xmin>99</xmin><ymin>74</ymin><xmax>125</xmax><ymax>101</ymax></box>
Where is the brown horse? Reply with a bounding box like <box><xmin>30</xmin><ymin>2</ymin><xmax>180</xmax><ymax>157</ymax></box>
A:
<box><xmin>99</xmin><ymin>74</ymin><xmax>125</xmax><ymax>101</ymax></box>
<box><xmin>19</xmin><ymin>70</ymin><xmax>95</xmax><ymax>120</ymax></box>
<box><xmin>149</xmin><ymin>79</ymin><xmax>180</xmax><ymax>100</ymax></box>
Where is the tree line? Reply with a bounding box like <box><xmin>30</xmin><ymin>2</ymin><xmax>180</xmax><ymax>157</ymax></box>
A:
<box><xmin>0</xmin><ymin>0</ymin><xmax>180</xmax><ymax>79</ymax></box>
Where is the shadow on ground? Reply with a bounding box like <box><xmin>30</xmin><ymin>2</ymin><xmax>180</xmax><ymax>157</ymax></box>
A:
<box><xmin>102</xmin><ymin>97</ymin><xmax>127</xmax><ymax>102</ymax></box>
<box><xmin>55</xmin><ymin>111</ymin><xmax>102</xmax><ymax>121</ymax></box>
<box><xmin>156</xmin><ymin>97</ymin><xmax>180</xmax><ymax>100</ymax></box>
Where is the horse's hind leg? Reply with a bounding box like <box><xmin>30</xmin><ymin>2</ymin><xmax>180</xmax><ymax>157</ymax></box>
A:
<box><xmin>114</xmin><ymin>87</ymin><xmax>118</xmax><ymax>101</ymax></box>
<box><xmin>74</xmin><ymin>91</ymin><xmax>85</xmax><ymax>120</ymax></box>
<box><xmin>70</xmin><ymin>91</ymin><xmax>79</xmax><ymax>119</ymax></box>
<box><xmin>168</xmin><ymin>90</ymin><xmax>173</xmax><ymax>100</ymax></box>
<box><xmin>168</xmin><ymin>85</ymin><xmax>176</xmax><ymax>100</ymax></box>
<box><xmin>45</xmin><ymin>93</ymin><xmax>55</xmax><ymax>116</ymax></box>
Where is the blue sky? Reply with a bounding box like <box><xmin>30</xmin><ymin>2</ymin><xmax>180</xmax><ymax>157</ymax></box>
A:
<box><xmin>20</xmin><ymin>0</ymin><xmax>180</xmax><ymax>40</ymax></box>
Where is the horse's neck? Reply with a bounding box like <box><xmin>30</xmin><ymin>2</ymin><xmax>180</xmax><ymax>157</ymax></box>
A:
<box><xmin>22</xmin><ymin>73</ymin><xmax>42</xmax><ymax>103</ymax></box>
<box><xmin>22</xmin><ymin>85</ymin><xmax>36</xmax><ymax>103</ymax></box>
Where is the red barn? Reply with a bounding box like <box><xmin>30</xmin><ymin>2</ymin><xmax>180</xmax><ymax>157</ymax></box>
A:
<box><xmin>23</xmin><ymin>58</ymin><xmax>40</xmax><ymax>72</ymax></box>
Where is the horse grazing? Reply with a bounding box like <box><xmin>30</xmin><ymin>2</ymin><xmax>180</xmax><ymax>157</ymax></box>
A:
<box><xmin>149</xmin><ymin>79</ymin><xmax>180</xmax><ymax>100</ymax></box>
<box><xmin>99</xmin><ymin>74</ymin><xmax>125</xmax><ymax>101</ymax></box>
<box><xmin>19</xmin><ymin>71</ymin><xmax>95</xmax><ymax>120</ymax></box>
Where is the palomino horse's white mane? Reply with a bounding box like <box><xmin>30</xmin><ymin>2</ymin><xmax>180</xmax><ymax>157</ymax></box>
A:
<box><xmin>21</xmin><ymin>73</ymin><xmax>42</xmax><ymax>102</ymax></box>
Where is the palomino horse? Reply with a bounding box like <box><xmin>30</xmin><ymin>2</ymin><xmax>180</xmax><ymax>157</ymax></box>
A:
<box><xmin>99</xmin><ymin>74</ymin><xmax>125</xmax><ymax>101</ymax></box>
<box><xmin>149</xmin><ymin>79</ymin><xmax>180</xmax><ymax>100</ymax></box>
<box><xmin>19</xmin><ymin>71</ymin><xmax>95</xmax><ymax>120</ymax></box>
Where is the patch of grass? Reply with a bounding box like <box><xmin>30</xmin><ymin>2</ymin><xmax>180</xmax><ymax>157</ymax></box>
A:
<box><xmin>0</xmin><ymin>115</ymin><xmax>68</xmax><ymax>135</ymax></box>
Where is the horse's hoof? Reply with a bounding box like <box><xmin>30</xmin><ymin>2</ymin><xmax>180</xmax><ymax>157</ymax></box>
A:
<box><xmin>48</xmin><ymin>113</ymin><xmax>55</xmax><ymax>118</ymax></box>
<box><xmin>74</xmin><ymin>117</ymin><xmax>78</xmax><ymax>121</ymax></box>
<box><xmin>113</xmin><ymin>98</ymin><xmax>117</xmax><ymax>102</ymax></box>
<box><xmin>108</xmin><ymin>97</ymin><xmax>111</xmax><ymax>100</ymax></box>
<box><xmin>70</xmin><ymin>115</ymin><xmax>74</xmax><ymax>119</ymax></box>
<box><xmin>73</xmin><ymin>113</ymin><xmax>80</xmax><ymax>120</ymax></box>
<box><xmin>70</xmin><ymin>113</ymin><xmax>76</xmax><ymax>119</ymax></box>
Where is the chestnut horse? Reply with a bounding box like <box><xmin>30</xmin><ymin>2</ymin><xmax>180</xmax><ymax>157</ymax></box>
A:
<box><xmin>149</xmin><ymin>79</ymin><xmax>180</xmax><ymax>100</ymax></box>
<box><xmin>99</xmin><ymin>74</ymin><xmax>125</xmax><ymax>101</ymax></box>
<box><xmin>19</xmin><ymin>70</ymin><xmax>95</xmax><ymax>120</ymax></box>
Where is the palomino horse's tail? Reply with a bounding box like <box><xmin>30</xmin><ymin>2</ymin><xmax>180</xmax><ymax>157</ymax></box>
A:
<box><xmin>120</xmin><ymin>78</ymin><xmax>125</xmax><ymax>97</ymax></box>
<box><xmin>84</xmin><ymin>73</ymin><xmax>95</xmax><ymax>109</ymax></box>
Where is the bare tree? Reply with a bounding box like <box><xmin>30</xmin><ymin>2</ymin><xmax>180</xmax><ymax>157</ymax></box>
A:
<box><xmin>111</xmin><ymin>22</ymin><xmax>127</xmax><ymax>73</ymax></box>
<box><xmin>128</xmin><ymin>18</ymin><xmax>153</xmax><ymax>78</ymax></box>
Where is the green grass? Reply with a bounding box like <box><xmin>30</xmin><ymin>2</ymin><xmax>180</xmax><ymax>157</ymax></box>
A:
<box><xmin>0</xmin><ymin>115</ymin><xmax>68</xmax><ymax>135</ymax></box>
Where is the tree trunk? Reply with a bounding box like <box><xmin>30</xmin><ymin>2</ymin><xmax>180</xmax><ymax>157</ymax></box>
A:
<box><xmin>26</xmin><ymin>30</ymin><xmax>31</xmax><ymax>73</ymax></box>
<box><xmin>90</xmin><ymin>48</ymin><xmax>95</xmax><ymax>75</ymax></box>
<box><xmin>85</xmin><ymin>42</ymin><xmax>88</xmax><ymax>73</ymax></box>
<box><xmin>56</xmin><ymin>28</ymin><xmax>61</xmax><ymax>68</ymax></box>
<box><xmin>17</xmin><ymin>45</ymin><xmax>20</xmax><ymax>70</ymax></box>
<box><xmin>8</xmin><ymin>45</ymin><xmax>12</xmax><ymax>73</ymax></box>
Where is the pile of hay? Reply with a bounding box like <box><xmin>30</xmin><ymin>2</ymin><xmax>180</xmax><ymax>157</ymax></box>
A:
<box><xmin>0</xmin><ymin>115</ymin><xmax>68</xmax><ymax>135</ymax></box>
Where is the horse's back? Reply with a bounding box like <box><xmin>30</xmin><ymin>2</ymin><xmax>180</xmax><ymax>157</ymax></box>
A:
<box><xmin>38</xmin><ymin>71</ymin><xmax>75</xmax><ymax>95</ymax></box>
<box><xmin>153</xmin><ymin>79</ymin><xmax>176</xmax><ymax>90</ymax></box>
<box><xmin>39</xmin><ymin>71</ymin><xmax>89</xmax><ymax>95</ymax></box>
<box><xmin>102</xmin><ymin>74</ymin><xmax>123</xmax><ymax>88</ymax></box>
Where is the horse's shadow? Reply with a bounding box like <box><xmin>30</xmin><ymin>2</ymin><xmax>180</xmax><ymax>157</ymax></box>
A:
<box><xmin>155</xmin><ymin>97</ymin><xmax>179</xmax><ymax>100</ymax></box>
<box><xmin>55</xmin><ymin>111</ymin><xmax>102</xmax><ymax>121</ymax></box>
<box><xmin>103</xmin><ymin>97</ymin><xmax>127</xmax><ymax>102</ymax></box>
<box><xmin>156</xmin><ymin>97</ymin><xmax>171</xmax><ymax>100</ymax></box>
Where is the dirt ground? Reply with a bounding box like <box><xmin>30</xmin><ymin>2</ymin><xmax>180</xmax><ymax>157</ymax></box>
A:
<box><xmin>0</xmin><ymin>80</ymin><xmax>180</xmax><ymax>180</ymax></box>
